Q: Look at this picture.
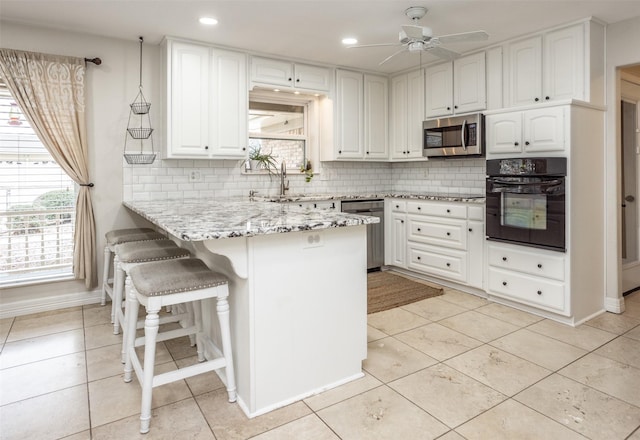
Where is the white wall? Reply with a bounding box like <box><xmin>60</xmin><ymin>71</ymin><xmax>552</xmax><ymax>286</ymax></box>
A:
<box><xmin>604</xmin><ymin>16</ymin><xmax>640</xmax><ymax>312</ymax></box>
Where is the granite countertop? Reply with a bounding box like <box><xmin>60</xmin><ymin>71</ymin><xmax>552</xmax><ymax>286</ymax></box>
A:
<box><xmin>124</xmin><ymin>199</ymin><xmax>379</xmax><ymax>241</ymax></box>
<box><xmin>255</xmin><ymin>192</ymin><xmax>486</xmax><ymax>204</ymax></box>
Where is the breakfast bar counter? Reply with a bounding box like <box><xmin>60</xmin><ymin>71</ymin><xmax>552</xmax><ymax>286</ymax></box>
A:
<box><xmin>124</xmin><ymin>199</ymin><xmax>377</xmax><ymax>417</ymax></box>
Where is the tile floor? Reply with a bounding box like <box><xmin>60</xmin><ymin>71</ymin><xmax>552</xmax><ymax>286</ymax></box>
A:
<box><xmin>1</xmin><ymin>284</ymin><xmax>640</xmax><ymax>439</ymax></box>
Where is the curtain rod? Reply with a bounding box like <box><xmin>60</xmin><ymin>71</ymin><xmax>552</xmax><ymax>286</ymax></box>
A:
<box><xmin>84</xmin><ymin>57</ymin><xmax>102</xmax><ymax>66</ymax></box>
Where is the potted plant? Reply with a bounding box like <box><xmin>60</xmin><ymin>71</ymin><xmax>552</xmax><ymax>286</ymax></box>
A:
<box><xmin>300</xmin><ymin>160</ymin><xmax>314</xmax><ymax>182</ymax></box>
<box><xmin>246</xmin><ymin>146</ymin><xmax>278</xmax><ymax>176</ymax></box>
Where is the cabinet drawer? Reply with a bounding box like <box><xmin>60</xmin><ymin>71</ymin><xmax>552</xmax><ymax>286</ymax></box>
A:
<box><xmin>468</xmin><ymin>205</ymin><xmax>484</xmax><ymax>221</ymax></box>
<box><xmin>388</xmin><ymin>199</ymin><xmax>407</xmax><ymax>212</ymax></box>
<box><xmin>407</xmin><ymin>201</ymin><xmax>467</xmax><ymax>219</ymax></box>
<box><xmin>488</xmin><ymin>244</ymin><xmax>565</xmax><ymax>281</ymax></box>
<box><xmin>488</xmin><ymin>267</ymin><xmax>566</xmax><ymax>313</ymax></box>
<box><xmin>408</xmin><ymin>216</ymin><xmax>467</xmax><ymax>250</ymax></box>
<box><xmin>408</xmin><ymin>244</ymin><xmax>467</xmax><ymax>283</ymax></box>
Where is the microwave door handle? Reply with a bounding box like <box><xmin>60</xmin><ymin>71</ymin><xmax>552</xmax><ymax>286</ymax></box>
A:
<box><xmin>489</xmin><ymin>178</ymin><xmax>562</xmax><ymax>186</ymax></box>
<box><xmin>461</xmin><ymin>119</ymin><xmax>467</xmax><ymax>150</ymax></box>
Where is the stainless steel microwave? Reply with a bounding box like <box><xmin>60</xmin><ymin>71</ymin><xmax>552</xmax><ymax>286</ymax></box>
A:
<box><xmin>423</xmin><ymin>113</ymin><xmax>484</xmax><ymax>158</ymax></box>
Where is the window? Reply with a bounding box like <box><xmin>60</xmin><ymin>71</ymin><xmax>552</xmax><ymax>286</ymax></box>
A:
<box><xmin>0</xmin><ymin>85</ymin><xmax>76</xmax><ymax>285</ymax></box>
<box><xmin>248</xmin><ymin>97</ymin><xmax>308</xmax><ymax>172</ymax></box>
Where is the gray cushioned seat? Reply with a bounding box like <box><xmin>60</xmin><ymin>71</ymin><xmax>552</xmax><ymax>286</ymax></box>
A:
<box><xmin>116</xmin><ymin>239</ymin><xmax>191</xmax><ymax>263</ymax></box>
<box><xmin>106</xmin><ymin>228</ymin><xmax>165</xmax><ymax>245</ymax></box>
<box><xmin>129</xmin><ymin>259</ymin><xmax>228</xmax><ymax>297</ymax></box>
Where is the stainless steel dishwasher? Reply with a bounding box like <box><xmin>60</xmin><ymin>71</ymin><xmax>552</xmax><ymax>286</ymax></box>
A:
<box><xmin>341</xmin><ymin>199</ymin><xmax>384</xmax><ymax>271</ymax></box>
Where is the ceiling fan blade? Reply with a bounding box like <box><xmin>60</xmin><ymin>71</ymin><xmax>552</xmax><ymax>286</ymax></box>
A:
<box><xmin>347</xmin><ymin>43</ymin><xmax>403</xmax><ymax>49</ymax></box>
<box><xmin>401</xmin><ymin>24</ymin><xmax>426</xmax><ymax>40</ymax></box>
<box><xmin>379</xmin><ymin>47</ymin><xmax>408</xmax><ymax>65</ymax></box>
<box><xmin>434</xmin><ymin>31</ymin><xmax>489</xmax><ymax>45</ymax></box>
<box><xmin>426</xmin><ymin>45</ymin><xmax>460</xmax><ymax>60</ymax></box>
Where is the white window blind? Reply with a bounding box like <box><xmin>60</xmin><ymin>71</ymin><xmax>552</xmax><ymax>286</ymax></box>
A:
<box><xmin>0</xmin><ymin>84</ymin><xmax>76</xmax><ymax>285</ymax></box>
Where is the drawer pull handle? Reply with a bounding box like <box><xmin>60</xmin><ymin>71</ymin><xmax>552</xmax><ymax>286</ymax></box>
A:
<box><xmin>537</xmin><ymin>290</ymin><xmax>542</xmax><ymax>295</ymax></box>
<box><xmin>502</xmin><ymin>257</ymin><xmax>507</xmax><ymax>261</ymax></box>
<box><xmin>502</xmin><ymin>281</ymin><xmax>507</xmax><ymax>286</ymax></box>
<box><xmin>537</xmin><ymin>264</ymin><xmax>542</xmax><ymax>269</ymax></box>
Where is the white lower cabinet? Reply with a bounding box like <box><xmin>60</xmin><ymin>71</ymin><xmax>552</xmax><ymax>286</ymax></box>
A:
<box><xmin>385</xmin><ymin>198</ymin><xmax>484</xmax><ymax>288</ymax></box>
<box><xmin>487</xmin><ymin>242</ymin><xmax>568</xmax><ymax>315</ymax></box>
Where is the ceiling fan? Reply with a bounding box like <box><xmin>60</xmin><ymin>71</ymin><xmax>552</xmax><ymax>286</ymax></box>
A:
<box><xmin>348</xmin><ymin>6</ymin><xmax>489</xmax><ymax>65</ymax></box>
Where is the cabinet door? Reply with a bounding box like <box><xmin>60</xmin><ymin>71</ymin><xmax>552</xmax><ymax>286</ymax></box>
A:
<box><xmin>407</xmin><ymin>69</ymin><xmax>425</xmax><ymax>157</ymax></box>
<box><xmin>210</xmin><ymin>49</ymin><xmax>248</xmax><ymax>158</ymax></box>
<box><xmin>364</xmin><ymin>75</ymin><xmax>388</xmax><ymax>159</ymax></box>
<box><xmin>389</xmin><ymin>74</ymin><xmax>408</xmax><ymax>159</ymax></box>
<box><xmin>386</xmin><ymin>212</ymin><xmax>407</xmax><ymax>267</ymax></box>
<box><xmin>335</xmin><ymin>70</ymin><xmax>364</xmax><ymax>158</ymax></box>
<box><xmin>544</xmin><ymin>24</ymin><xmax>585</xmax><ymax>102</ymax></box>
<box><xmin>523</xmin><ymin>106</ymin><xmax>565</xmax><ymax>152</ymax></box>
<box><xmin>467</xmin><ymin>219</ymin><xmax>484</xmax><ymax>289</ymax></box>
<box><xmin>454</xmin><ymin>52</ymin><xmax>486</xmax><ymax>114</ymax></box>
<box><xmin>509</xmin><ymin>36</ymin><xmax>542</xmax><ymax>107</ymax></box>
<box><xmin>295</xmin><ymin>64</ymin><xmax>331</xmax><ymax>91</ymax></box>
<box><xmin>250</xmin><ymin>56</ymin><xmax>293</xmax><ymax>87</ymax></box>
<box><xmin>486</xmin><ymin>113</ymin><xmax>523</xmax><ymax>155</ymax></box>
<box><xmin>169</xmin><ymin>42</ymin><xmax>210</xmax><ymax>157</ymax></box>
<box><xmin>425</xmin><ymin>62</ymin><xmax>453</xmax><ymax>118</ymax></box>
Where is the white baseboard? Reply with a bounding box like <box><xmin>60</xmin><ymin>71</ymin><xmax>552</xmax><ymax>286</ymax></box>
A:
<box><xmin>605</xmin><ymin>296</ymin><xmax>625</xmax><ymax>314</ymax></box>
<box><xmin>0</xmin><ymin>289</ymin><xmax>103</xmax><ymax>319</ymax></box>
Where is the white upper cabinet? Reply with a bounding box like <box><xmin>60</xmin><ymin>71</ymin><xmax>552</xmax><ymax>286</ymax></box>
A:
<box><xmin>425</xmin><ymin>52</ymin><xmax>486</xmax><ymax>118</ymax></box>
<box><xmin>164</xmin><ymin>39</ymin><xmax>247</xmax><ymax>159</ymax></box>
<box><xmin>334</xmin><ymin>69</ymin><xmax>364</xmax><ymax>158</ymax></box>
<box><xmin>486</xmin><ymin>104</ymin><xmax>567</xmax><ymax>157</ymax></box>
<box><xmin>250</xmin><ymin>56</ymin><xmax>331</xmax><ymax>92</ymax></box>
<box><xmin>506</xmin><ymin>21</ymin><xmax>602</xmax><ymax>107</ymax></box>
<box><xmin>390</xmin><ymin>69</ymin><xmax>425</xmax><ymax>159</ymax></box>
<box><xmin>364</xmin><ymin>74</ymin><xmax>389</xmax><ymax>159</ymax></box>
<box><xmin>332</xmin><ymin>69</ymin><xmax>388</xmax><ymax>160</ymax></box>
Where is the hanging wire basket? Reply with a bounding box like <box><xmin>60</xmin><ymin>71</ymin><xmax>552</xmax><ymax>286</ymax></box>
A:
<box><xmin>127</xmin><ymin>127</ymin><xmax>154</xmax><ymax>139</ymax></box>
<box><xmin>124</xmin><ymin>153</ymin><xmax>156</xmax><ymax>164</ymax></box>
<box><xmin>130</xmin><ymin>101</ymin><xmax>151</xmax><ymax>115</ymax></box>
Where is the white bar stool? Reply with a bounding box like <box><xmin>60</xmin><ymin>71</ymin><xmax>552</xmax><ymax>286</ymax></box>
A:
<box><xmin>102</xmin><ymin>228</ymin><xmax>166</xmax><ymax>319</ymax></box>
<box><xmin>123</xmin><ymin>258</ymin><xmax>236</xmax><ymax>434</ymax></box>
<box><xmin>112</xmin><ymin>238</ymin><xmax>191</xmax><ymax>335</ymax></box>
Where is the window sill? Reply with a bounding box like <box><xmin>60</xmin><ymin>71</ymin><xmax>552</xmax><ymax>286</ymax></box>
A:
<box><xmin>0</xmin><ymin>272</ymin><xmax>76</xmax><ymax>289</ymax></box>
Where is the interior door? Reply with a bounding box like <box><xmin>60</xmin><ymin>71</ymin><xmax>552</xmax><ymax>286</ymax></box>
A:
<box><xmin>621</xmin><ymin>94</ymin><xmax>640</xmax><ymax>292</ymax></box>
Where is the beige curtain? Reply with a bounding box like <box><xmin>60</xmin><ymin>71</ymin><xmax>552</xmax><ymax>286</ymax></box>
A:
<box><xmin>0</xmin><ymin>48</ymin><xmax>97</xmax><ymax>288</ymax></box>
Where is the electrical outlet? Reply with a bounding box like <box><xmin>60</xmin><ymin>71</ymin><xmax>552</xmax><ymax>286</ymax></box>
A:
<box><xmin>189</xmin><ymin>170</ymin><xmax>202</xmax><ymax>182</ymax></box>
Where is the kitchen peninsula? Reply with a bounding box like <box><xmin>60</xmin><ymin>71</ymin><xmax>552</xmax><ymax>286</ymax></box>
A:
<box><xmin>124</xmin><ymin>198</ymin><xmax>378</xmax><ymax>417</ymax></box>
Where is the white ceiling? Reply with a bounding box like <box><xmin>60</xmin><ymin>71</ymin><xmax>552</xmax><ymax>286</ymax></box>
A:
<box><xmin>2</xmin><ymin>0</ymin><xmax>640</xmax><ymax>74</ymax></box>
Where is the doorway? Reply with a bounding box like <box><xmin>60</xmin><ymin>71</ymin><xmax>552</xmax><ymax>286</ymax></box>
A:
<box><xmin>620</xmin><ymin>66</ymin><xmax>640</xmax><ymax>294</ymax></box>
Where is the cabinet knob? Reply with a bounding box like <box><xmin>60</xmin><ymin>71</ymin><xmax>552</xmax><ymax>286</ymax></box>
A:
<box><xmin>296</xmin><ymin>78</ymin><xmax>300</xmax><ymax>82</ymax></box>
<box><xmin>502</xmin><ymin>257</ymin><xmax>507</xmax><ymax>261</ymax></box>
<box><xmin>469</xmin><ymin>228</ymin><xmax>473</xmax><ymax>232</ymax></box>
<box><xmin>537</xmin><ymin>263</ymin><xmax>542</xmax><ymax>268</ymax></box>
<box><xmin>454</xmin><ymin>105</ymin><xmax>458</xmax><ymax>109</ymax></box>
<box><xmin>525</xmin><ymin>141</ymin><xmax>530</xmax><ymax>146</ymax></box>
<box><xmin>395</xmin><ymin>205</ymin><xmax>399</xmax><ymax>208</ymax></box>
<box><xmin>503</xmin><ymin>281</ymin><xmax>508</xmax><ymax>286</ymax></box>
<box><xmin>535</xmin><ymin>97</ymin><xmax>540</xmax><ymax>102</ymax></box>
<box><xmin>446</xmin><ymin>262</ymin><xmax>451</xmax><ymax>267</ymax></box>
<box><xmin>514</xmin><ymin>142</ymin><xmax>519</xmax><ymax>146</ymax></box>
<box><xmin>537</xmin><ymin>290</ymin><xmax>542</xmax><ymax>295</ymax></box>
<box><xmin>417</xmin><ymin>256</ymin><xmax>421</xmax><ymax>260</ymax></box>
<box><xmin>288</xmin><ymin>77</ymin><xmax>292</xmax><ymax>81</ymax></box>
<box><xmin>417</xmin><ymin>228</ymin><xmax>421</xmax><ymax>232</ymax></box>
<box><xmin>545</xmin><ymin>96</ymin><xmax>550</xmax><ymax>100</ymax></box>
<box><xmin>447</xmin><ymin>107</ymin><xmax>451</xmax><ymax>110</ymax></box>
<box><xmin>366</xmin><ymin>151</ymin><xmax>370</xmax><ymax>155</ymax></box>
<box><xmin>338</xmin><ymin>150</ymin><xmax>342</xmax><ymax>154</ymax></box>
<box><xmin>204</xmin><ymin>145</ymin><xmax>209</xmax><ymax>150</ymax></box>
<box><xmin>400</xmin><ymin>220</ymin><xmax>404</xmax><ymax>224</ymax></box>
<box><xmin>446</xmin><ymin>232</ymin><xmax>451</xmax><ymax>236</ymax></box>
<box><xmin>242</xmin><ymin>147</ymin><xmax>246</xmax><ymax>151</ymax></box>
<box><xmin>417</xmin><ymin>206</ymin><xmax>421</xmax><ymax>210</ymax></box>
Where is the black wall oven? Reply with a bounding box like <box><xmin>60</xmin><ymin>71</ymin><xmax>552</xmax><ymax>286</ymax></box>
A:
<box><xmin>486</xmin><ymin>157</ymin><xmax>567</xmax><ymax>252</ymax></box>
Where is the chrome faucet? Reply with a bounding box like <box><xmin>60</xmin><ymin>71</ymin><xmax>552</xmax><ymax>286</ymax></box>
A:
<box><xmin>279</xmin><ymin>162</ymin><xmax>289</xmax><ymax>196</ymax></box>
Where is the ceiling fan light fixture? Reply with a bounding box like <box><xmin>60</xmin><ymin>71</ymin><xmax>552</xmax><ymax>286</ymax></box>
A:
<box><xmin>408</xmin><ymin>41</ymin><xmax>424</xmax><ymax>52</ymax></box>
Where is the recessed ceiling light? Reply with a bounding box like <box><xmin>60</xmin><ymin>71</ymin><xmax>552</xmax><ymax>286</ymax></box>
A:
<box><xmin>199</xmin><ymin>17</ymin><xmax>218</xmax><ymax>25</ymax></box>
<box><xmin>342</xmin><ymin>37</ymin><xmax>358</xmax><ymax>45</ymax></box>
<box><xmin>294</xmin><ymin>91</ymin><xmax>300</xmax><ymax>95</ymax></box>
<box><xmin>273</xmin><ymin>89</ymin><xmax>280</xmax><ymax>92</ymax></box>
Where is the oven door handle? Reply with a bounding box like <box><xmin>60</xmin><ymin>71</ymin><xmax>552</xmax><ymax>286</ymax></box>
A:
<box><xmin>488</xmin><ymin>178</ymin><xmax>563</xmax><ymax>187</ymax></box>
<box><xmin>461</xmin><ymin>119</ymin><xmax>467</xmax><ymax>150</ymax></box>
